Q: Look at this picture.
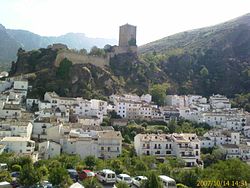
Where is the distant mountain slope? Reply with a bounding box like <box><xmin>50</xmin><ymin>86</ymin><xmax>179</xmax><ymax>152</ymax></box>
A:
<box><xmin>139</xmin><ymin>13</ymin><xmax>250</xmax><ymax>55</ymax></box>
<box><xmin>0</xmin><ymin>25</ymin><xmax>116</xmax><ymax>69</ymax></box>
<box><xmin>139</xmin><ymin>13</ymin><xmax>250</xmax><ymax>96</ymax></box>
<box><xmin>6</xmin><ymin>30</ymin><xmax>117</xmax><ymax>51</ymax></box>
<box><xmin>0</xmin><ymin>24</ymin><xmax>20</xmax><ymax>62</ymax></box>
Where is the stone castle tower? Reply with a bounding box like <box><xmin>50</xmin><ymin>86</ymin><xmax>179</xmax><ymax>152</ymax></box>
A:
<box><xmin>119</xmin><ymin>24</ymin><xmax>137</xmax><ymax>47</ymax></box>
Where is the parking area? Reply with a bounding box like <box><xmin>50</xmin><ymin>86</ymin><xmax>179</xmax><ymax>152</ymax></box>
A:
<box><xmin>101</xmin><ymin>183</ymin><xmax>137</xmax><ymax>188</ymax></box>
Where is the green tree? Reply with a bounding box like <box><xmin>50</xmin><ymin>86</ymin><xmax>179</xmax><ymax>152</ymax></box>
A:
<box><xmin>135</xmin><ymin>160</ymin><xmax>148</xmax><ymax>172</ymax></box>
<box><xmin>0</xmin><ymin>171</ymin><xmax>12</xmax><ymax>182</ymax></box>
<box><xmin>56</xmin><ymin>58</ymin><xmax>72</xmax><ymax>79</ymax></box>
<box><xmin>110</xmin><ymin>159</ymin><xmax>124</xmax><ymax>174</ymax></box>
<box><xmin>143</xmin><ymin>171</ymin><xmax>163</xmax><ymax>188</ymax></box>
<box><xmin>168</xmin><ymin>120</ymin><xmax>177</xmax><ymax>133</ymax></box>
<box><xmin>89</xmin><ymin>46</ymin><xmax>105</xmax><ymax>57</ymax></box>
<box><xmin>116</xmin><ymin>181</ymin><xmax>130</xmax><ymax>188</ymax></box>
<box><xmin>19</xmin><ymin>164</ymin><xmax>41</xmax><ymax>187</ymax></box>
<box><xmin>11</xmin><ymin>164</ymin><xmax>22</xmax><ymax>172</ymax></box>
<box><xmin>79</xmin><ymin>48</ymin><xmax>87</xmax><ymax>55</ymax></box>
<box><xmin>201</xmin><ymin>158</ymin><xmax>250</xmax><ymax>183</ymax></box>
<box><xmin>150</xmin><ymin>83</ymin><xmax>169</xmax><ymax>106</ymax></box>
<box><xmin>38</xmin><ymin>166</ymin><xmax>49</xmax><ymax>180</ymax></box>
<box><xmin>84</xmin><ymin>156</ymin><xmax>97</xmax><ymax>170</ymax></box>
<box><xmin>48</xmin><ymin>166</ymin><xmax>72</xmax><ymax>187</ymax></box>
<box><xmin>82</xmin><ymin>177</ymin><xmax>102</xmax><ymax>188</ymax></box>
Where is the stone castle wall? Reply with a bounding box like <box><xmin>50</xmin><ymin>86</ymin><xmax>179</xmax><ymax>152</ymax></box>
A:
<box><xmin>55</xmin><ymin>50</ymin><xmax>109</xmax><ymax>68</ymax></box>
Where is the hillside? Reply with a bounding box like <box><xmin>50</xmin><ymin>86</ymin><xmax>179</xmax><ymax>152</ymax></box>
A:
<box><xmin>0</xmin><ymin>25</ymin><xmax>116</xmax><ymax>70</ymax></box>
<box><xmin>10</xmin><ymin>47</ymin><xmax>167</xmax><ymax>99</ymax></box>
<box><xmin>139</xmin><ymin>13</ymin><xmax>250</xmax><ymax>96</ymax></box>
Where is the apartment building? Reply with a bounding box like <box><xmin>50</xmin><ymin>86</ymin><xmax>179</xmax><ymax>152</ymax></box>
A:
<box><xmin>134</xmin><ymin>133</ymin><xmax>202</xmax><ymax>167</ymax></box>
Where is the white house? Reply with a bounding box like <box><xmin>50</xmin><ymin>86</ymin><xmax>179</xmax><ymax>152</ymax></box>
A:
<box><xmin>201</xmin><ymin>129</ymin><xmax>240</xmax><ymax>148</ymax></box>
<box><xmin>243</xmin><ymin>126</ymin><xmax>250</xmax><ymax>138</ymax></box>
<box><xmin>141</xmin><ymin>94</ymin><xmax>152</xmax><ymax>103</ymax></box>
<box><xmin>13</xmin><ymin>80</ymin><xmax>28</xmax><ymax>91</ymax></box>
<box><xmin>165</xmin><ymin>95</ymin><xmax>185</xmax><ymax>107</ymax></box>
<box><xmin>61</xmin><ymin>129</ymin><xmax>122</xmax><ymax>159</ymax></box>
<box><xmin>0</xmin><ymin>121</ymin><xmax>33</xmax><ymax>139</ymax></box>
<box><xmin>0</xmin><ymin>137</ymin><xmax>35</xmax><ymax>155</ymax></box>
<box><xmin>47</xmin><ymin>124</ymin><xmax>70</xmax><ymax>143</ymax></box>
<box><xmin>38</xmin><ymin>141</ymin><xmax>61</xmax><ymax>159</ymax></box>
<box><xmin>209</xmin><ymin>94</ymin><xmax>231</xmax><ymax>109</ymax></box>
<box><xmin>0</xmin><ymin>103</ymin><xmax>22</xmax><ymax>119</ymax></box>
<box><xmin>90</xmin><ymin>99</ymin><xmax>108</xmax><ymax>116</ymax></box>
<box><xmin>219</xmin><ymin>144</ymin><xmax>241</xmax><ymax>159</ymax></box>
<box><xmin>32</xmin><ymin>117</ymin><xmax>57</xmax><ymax>140</ymax></box>
<box><xmin>38</xmin><ymin>101</ymin><xmax>52</xmax><ymax>110</ymax></box>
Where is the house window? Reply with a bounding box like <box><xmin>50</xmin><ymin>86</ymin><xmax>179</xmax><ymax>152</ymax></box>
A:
<box><xmin>155</xmin><ymin>151</ymin><xmax>160</xmax><ymax>154</ymax></box>
<box><xmin>101</xmin><ymin>147</ymin><xmax>104</xmax><ymax>151</ymax></box>
<box><xmin>108</xmin><ymin>147</ymin><xmax>110</xmax><ymax>151</ymax></box>
<box><xmin>166</xmin><ymin>151</ymin><xmax>171</xmax><ymax>154</ymax></box>
<box><xmin>196</xmin><ymin>151</ymin><xmax>199</xmax><ymax>156</ymax></box>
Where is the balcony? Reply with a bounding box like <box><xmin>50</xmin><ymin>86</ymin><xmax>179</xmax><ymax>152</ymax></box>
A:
<box><xmin>181</xmin><ymin>154</ymin><xmax>196</xmax><ymax>158</ymax></box>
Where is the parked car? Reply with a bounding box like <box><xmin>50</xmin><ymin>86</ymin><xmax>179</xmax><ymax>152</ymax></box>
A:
<box><xmin>96</xmin><ymin>169</ymin><xmax>116</xmax><ymax>184</ymax></box>
<box><xmin>11</xmin><ymin>172</ymin><xmax>20</xmax><ymax>180</ymax></box>
<box><xmin>0</xmin><ymin>181</ymin><xmax>12</xmax><ymax>188</ymax></box>
<box><xmin>132</xmin><ymin>176</ymin><xmax>148</xmax><ymax>187</ymax></box>
<box><xmin>116</xmin><ymin>174</ymin><xmax>132</xmax><ymax>185</ymax></box>
<box><xmin>67</xmin><ymin>169</ymin><xmax>79</xmax><ymax>182</ymax></box>
<box><xmin>78</xmin><ymin>169</ymin><xmax>95</xmax><ymax>180</ymax></box>
<box><xmin>0</xmin><ymin>164</ymin><xmax>7</xmax><ymax>171</ymax></box>
<box><xmin>159</xmin><ymin>175</ymin><xmax>177</xmax><ymax>188</ymax></box>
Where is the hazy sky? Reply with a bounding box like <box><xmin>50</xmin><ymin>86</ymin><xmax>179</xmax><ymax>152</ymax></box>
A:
<box><xmin>0</xmin><ymin>0</ymin><xmax>250</xmax><ymax>45</ymax></box>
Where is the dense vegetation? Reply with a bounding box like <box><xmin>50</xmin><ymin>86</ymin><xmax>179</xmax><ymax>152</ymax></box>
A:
<box><xmin>231</xmin><ymin>93</ymin><xmax>250</xmax><ymax>112</ymax></box>
<box><xmin>139</xmin><ymin>13</ymin><xmax>250</xmax><ymax>97</ymax></box>
<box><xmin>0</xmin><ymin>148</ymin><xmax>249</xmax><ymax>188</ymax></box>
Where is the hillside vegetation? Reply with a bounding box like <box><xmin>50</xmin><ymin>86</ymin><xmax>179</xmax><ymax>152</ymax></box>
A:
<box><xmin>139</xmin><ymin>13</ymin><xmax>250</xmax><ymax>97</ymax></box>
<box><xmin>10</xmin><ymin>47</ymin><xmax>166</xmax><ymax>100</ymax></box>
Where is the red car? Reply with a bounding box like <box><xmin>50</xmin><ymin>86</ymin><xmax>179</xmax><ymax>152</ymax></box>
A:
<box><xmin>78</xmin><ymin>169</ymin><xmax>96</xmax><ymax>180</ymax></box>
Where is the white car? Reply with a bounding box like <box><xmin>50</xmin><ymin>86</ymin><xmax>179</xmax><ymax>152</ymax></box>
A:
<box><xmin>132</xmin><ymin>176</ymin><xmax>148</xmax><ymax>187</ymax></box>
<box><xmin>116</xmin><ymin>174</ymin><xmax>133</xmax><ymax>185</ymax></box>
<box><xmin>96</xmin><ymin>169</ymin><xmax>116</xmax><ymax>184</ymax></box>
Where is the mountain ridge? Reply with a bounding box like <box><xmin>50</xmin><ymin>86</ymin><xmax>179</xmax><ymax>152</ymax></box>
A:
<box><xmin>0</xmin><ymin>24</ymin><xmax>117</xmax><ymax>69</ymax></box>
